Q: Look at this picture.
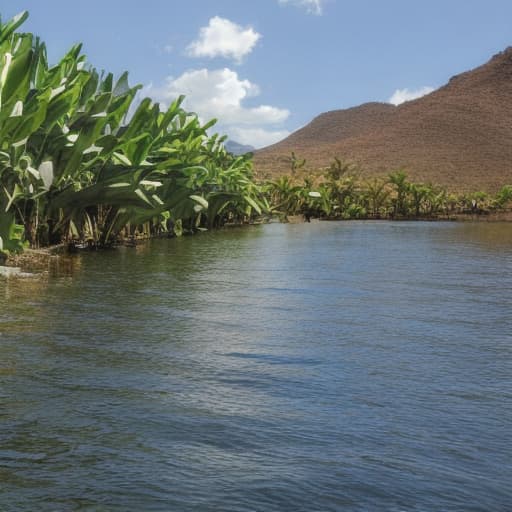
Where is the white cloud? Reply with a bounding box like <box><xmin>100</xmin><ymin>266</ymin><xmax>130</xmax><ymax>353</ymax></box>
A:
<box><xmin>388</xmin><ymin>86</ymin><xmax>435</xmax><ymax>105</ymax></box>
<box><xmin>187</xmin><ymin>16</ymin><xmax>261</xmax><ymax>63</ymax></box>
<box><xmin>149</xmin><ymin>68</ymin><xmax>290</xmax><ymax>149</ymax></box>
<box><xmin>230</xmin><ymin>127</ymin><xmax>291</xmax><ymax>147</ymax></box>
<box><xmin>278</xmin><ymin>0</ymin><xmax>324</xmax><ymax>15</ymax></box>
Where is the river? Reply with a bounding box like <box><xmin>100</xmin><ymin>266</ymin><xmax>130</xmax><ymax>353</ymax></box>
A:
<box><xmin>1</xmin><ymin>221</ymin><xmax>511</xmax><ymax>511</ymax></box>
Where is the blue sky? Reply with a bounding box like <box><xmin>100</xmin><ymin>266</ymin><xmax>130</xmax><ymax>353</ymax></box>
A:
<box><xmin>3</xmin><ymin>0</ymin><xmax>512</xmax><ymax>147</ymax></box>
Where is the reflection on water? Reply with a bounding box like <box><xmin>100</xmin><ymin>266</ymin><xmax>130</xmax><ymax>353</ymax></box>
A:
<box><xmin>1</xmin><ymin>221</ymin><xmax>512</xmax><ymax>511</ymax></box>
<box><xmin>443</xmin><ymin>220</ymin><xmax>512</xmax><ymax>250</ymax></box>
<box><xmin>47</xmin><ymin>254</ymin><xmax>84</xmax><ymax>278</ymax></box>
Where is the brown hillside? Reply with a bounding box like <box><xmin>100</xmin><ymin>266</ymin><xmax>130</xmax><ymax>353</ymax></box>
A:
<box><xmin>254</xmin><ymin>48</ymin><xmax>512</xmax><ymax>191</ymax></box>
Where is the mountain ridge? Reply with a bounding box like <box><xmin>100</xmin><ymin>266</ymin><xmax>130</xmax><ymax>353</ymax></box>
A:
<box><xmin>254</xmin><ymin>47</ymin><xmax>512</xmax><ymax>191</ymax></box>
<box><xmin>225</xmin><ymin>140</ymin><xmax>255</xmax><ymax>155</ymax></box>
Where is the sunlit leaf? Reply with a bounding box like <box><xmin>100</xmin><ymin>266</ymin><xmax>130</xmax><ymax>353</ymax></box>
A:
<box><xmin>38</xmin><ymin>161</ymin><xmax>54</xmax><ymax>190</ymax></box>
<box><xmin>189</xmin><ymin>195</ymin><xmax>209</xmax><ymax>209</ymax></box>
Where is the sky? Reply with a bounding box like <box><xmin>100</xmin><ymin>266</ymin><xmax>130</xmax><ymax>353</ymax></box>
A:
<box><xmin>2</xmin><ymin>0</ymin><xmax>512</xmax><ymax>148</ymax></box>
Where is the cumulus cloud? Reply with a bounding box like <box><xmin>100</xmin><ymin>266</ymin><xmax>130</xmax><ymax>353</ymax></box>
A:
<box><xmin>150</xmin><ymin>68</ymin><xmax>290</xmax><ymax>148</ymax></box>
<box><xmin>230</xmin><ymin>127</ymin><xmax>291</xmax><ymax>148</ymax></box>
<box><xmin>278</xmin><ymin>0</ymin><xmax>324</xmax><ymax>15</ymax></box>
<box><xmin>187</xmin><ymin>16</ymin><xmax>261</xmax><ymax>63</ymax></box>
<box><xmin>388</xmin><ymin>86</ymin><xmax>435</xmax><ymax>105</ymax></box>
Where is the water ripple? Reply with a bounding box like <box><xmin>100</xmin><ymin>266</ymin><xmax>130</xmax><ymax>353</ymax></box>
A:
<box><xmin>1</xmin><ymin>221</ymin><xmax>511</xmax><ymax>511</ymax></box>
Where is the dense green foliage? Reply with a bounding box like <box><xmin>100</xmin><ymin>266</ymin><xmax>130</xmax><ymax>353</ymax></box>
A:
<box><xmin>0</xmin><ymin>11</ymin><xmax>266</xmax><ymax>256</ymax></box>
<box><xmin>265</xmin><ymin>161</ymin><xmax>512</xmax><ymax>221</ymax></box>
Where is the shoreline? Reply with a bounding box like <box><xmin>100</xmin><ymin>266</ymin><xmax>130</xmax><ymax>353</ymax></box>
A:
<box><xmin>1</xmin><ymin>214</ymin><xmax>511</xmax><ymax>278</ymax></box>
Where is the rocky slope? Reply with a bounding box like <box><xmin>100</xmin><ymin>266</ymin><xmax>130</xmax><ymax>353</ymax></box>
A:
<box><xmin>255</xmin><ymin>48</ymin><xmax>512</xmax><ymax>191</ymax></box>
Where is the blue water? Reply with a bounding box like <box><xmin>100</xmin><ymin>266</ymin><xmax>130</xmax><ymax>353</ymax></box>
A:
<box><xmin>1</xmin><ymin>221</ymin><xmax>511</xmax><ymax>511</ymax></box>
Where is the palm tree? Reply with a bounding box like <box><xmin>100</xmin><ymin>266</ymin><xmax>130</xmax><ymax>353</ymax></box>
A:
<box><xmin>388</xmin><ymin>170</ymin><xmax>410</xmax><ymax>217</ymax></box>
<box><xmin>494</xmin><ymin>185</ymin><xmax>512</xmax><ymax>209</ymax></box>
<box><xmin>364</xmin><ymin>178</ymin><xmax>390</xmax><ymax>218</ymax></box>
<box><xmin>285</xmin><ymin>152</ymin><xmax>306</xmax><ymax>176</ymax></box>
<box><xmin>409</xmin><ymin>183</ymin><xmax>430</xmax><ymax>217</ymax></box>
<box><xmin>324</xmin><ymin>157</ymin><xmax>356</xmax><ymax>182</ymax></box>
<box><xmin>266</xmin><ymin>176</ymin><xmax>302</xmax><ymax>215</ymax></box>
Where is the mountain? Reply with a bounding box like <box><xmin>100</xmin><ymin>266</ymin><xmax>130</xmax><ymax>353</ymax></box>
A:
<box><xmin>254</xmin><ymin>48</ymin><xmax>512</xmax><ymax>191</ymax></box>
<box><xmin>225</xmin><ymin>140</ymin><xmax>255</xmax><ymax>155</ymax></box>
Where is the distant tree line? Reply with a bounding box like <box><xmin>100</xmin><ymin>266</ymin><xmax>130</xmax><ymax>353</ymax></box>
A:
<box><xmin>264</xmin><ymin>155</ymin><xmax>512</xmax><ymax>221</ymax></box>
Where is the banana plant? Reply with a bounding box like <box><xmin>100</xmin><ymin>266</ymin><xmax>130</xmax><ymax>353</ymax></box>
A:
<box><xmin>0</xmin><ymin>11</ymin><xmax>267</xmax><ymax>251</ymax></box>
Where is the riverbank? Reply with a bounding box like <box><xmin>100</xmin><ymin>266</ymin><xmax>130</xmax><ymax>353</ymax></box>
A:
<box><xmin>286</xmin><ymin>210</ymin><xmax>512</xmax><ymax>223</ymax></box>
<box><xmin>0</xmin><ymin>246</ymin><xmax>66</xmax><ymax>277</ymax></box>
<box><xmin>2</xmin><ymin>212</ymin><xmax>511</xmax><ymax>279</ymax></box>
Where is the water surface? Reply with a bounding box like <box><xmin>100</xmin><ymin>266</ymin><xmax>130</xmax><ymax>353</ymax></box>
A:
<box><xmin>1</xmin><ymin>221</ymin><xmax>511</xmax><ymax>511</ymax></box>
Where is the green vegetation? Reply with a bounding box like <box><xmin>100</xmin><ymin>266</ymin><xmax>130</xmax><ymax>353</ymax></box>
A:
<box><xmin>264</xmin><ymin>158</ymin><xmax>512</xmax><ymax>221</ymax></box>
<box><xmin>1</xmin><ymin>12</ymin><xmax>511</xmax><ymax>262</ymax></box>
<box><xmin>0</xmin><ymin>11</ymin><xmax>266</xmax><ymax>259</ymax></box>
